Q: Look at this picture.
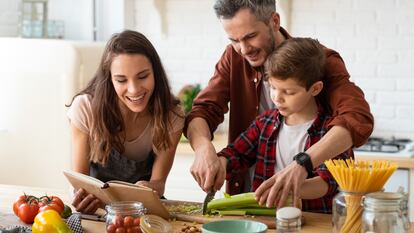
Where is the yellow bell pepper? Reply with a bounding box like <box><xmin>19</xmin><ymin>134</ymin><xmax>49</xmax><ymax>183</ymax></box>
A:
<box><xmin>32</xmin><ymin>209</ymin><xmax>73</xmax><ymax>233</ymax></box>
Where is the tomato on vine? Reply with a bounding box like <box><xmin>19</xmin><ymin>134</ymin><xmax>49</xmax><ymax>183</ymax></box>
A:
<box><xmin>12</xmin><ymin>194</ymin><xmax>39</xmax><ymax>224</ymax></box>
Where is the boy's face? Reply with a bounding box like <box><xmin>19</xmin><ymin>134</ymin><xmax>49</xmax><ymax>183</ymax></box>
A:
<box><xmin>268</xmin><ymin>77</ymin><xmax>322</xmax><ymax>120</ymax></box>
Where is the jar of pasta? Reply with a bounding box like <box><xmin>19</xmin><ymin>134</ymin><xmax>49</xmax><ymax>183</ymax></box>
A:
<box><xmin>361</xmin><ymin>192</ymin><xmax>406</xmax><ymax>233</ymax></box>
<box><xmin>105</xmin><ymin>201</ymin><xmax>146</xmax><ymax>233</ymax></box>
<box><xmin>332</xmin><ymin>190</ymin><xmax>367</xmax><ymax>233</ymax></box>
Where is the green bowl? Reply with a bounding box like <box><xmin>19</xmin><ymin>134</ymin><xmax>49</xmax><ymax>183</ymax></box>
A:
<box><xmin>202</xmin><ymin>220</ymin><xmax>268</xmax><ymax>233</ymax></box>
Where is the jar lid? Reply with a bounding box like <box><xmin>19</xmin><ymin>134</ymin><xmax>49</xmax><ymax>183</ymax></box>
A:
<box><xmin>276</xmin><ymin>207</ymin><xmax>301</xmax><ymax>220</ymax></box>
<box><xmin>105</xmin><ymin>201</ymin><xmax>145</xmax><ymax>215</ymax></box>
<box><xmin>364</xmin><ymin>192</ymin><xmax>404</xmax><ymax>209</ymax></box>
<box><xmin>365</xmin><ymin>192</ymin><xmax>403</xmax><ymax>201</ymax></box>
<box><xmin>140</xmin><ymin>214</ymin><xmax>172</xmax><ymax>233</ymax></box>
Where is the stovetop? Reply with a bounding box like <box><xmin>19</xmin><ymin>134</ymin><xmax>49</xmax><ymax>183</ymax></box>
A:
<box><xmin>354</xmin><ymin>137</ymin><xmax>414</xmax><ymax>157</ymax></box>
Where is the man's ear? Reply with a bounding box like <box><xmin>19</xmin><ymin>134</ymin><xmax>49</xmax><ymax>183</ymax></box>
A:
<box><xmin>310</xmin><ymin>81</ymin><xmax>324</xmax><ymax>96</ymax></box>
<box><xmin>270</xmin><ymin>12</ymin><xmax>280</xmax><ymax>30</ymax></box>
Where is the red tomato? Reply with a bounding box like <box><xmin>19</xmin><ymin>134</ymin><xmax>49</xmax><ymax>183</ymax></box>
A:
<box><xmin>17</xmin><ymin>202</ymin><xmax>39</xmax><ymax>224</ymax></box>
<box><xmin>131</xmin><ymin>226</ymin><xmax>141</xmax><ymax>233</ymax></box>
<box><xmin>124</xmin><ymin>216</ymin><xmax>134</xmax><ymax>227</ymax></box>
<box><xmin>13</xmin><ymin>194</ymin><xmax>39</xmax><ymax>224</ymax></box>
<box><xmin>133</xmin><ymin>217</ymin><xmax>141</xmax><ymax>226</ymax></box>
<box><xmin>13</xmin><ymin>195</ymin><xmax>37</xmax><ymax>215</ymax></box>
<box><xmin>115</xmin><ymin>227</ymin><xmax>126</xmax><ymax>233</ymax></box>
<box><xmin>106</xmin><ymin>224</ymin><xmax>117</xmax><ymax>233</ymax></box>
<box><xmin>113</xmin><ymin>214</ymin><xmax>124</xmax><ymax>227</ymax></box>
<box><xmin>38</xmin><ymin>195</ymin><xmax>64</xmax><ymax>214</ymax></box>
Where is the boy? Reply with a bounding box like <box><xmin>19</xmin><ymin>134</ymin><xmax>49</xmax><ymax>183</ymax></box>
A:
<box><xmin>217</xmin><ymin>38</ymin><xmax>353</xmax><ymax>213</ymax></box>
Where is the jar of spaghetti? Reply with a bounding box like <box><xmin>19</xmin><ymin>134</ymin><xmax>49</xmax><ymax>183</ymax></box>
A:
<box><xmin>361</xmin><ymin>192</ymin><xmax>405</xmax><ymax>233</ymax></box>
<box><xmin>332</xmin><ymin>190</ymin><xmax>367</xmax><ymax>233</ymax></box>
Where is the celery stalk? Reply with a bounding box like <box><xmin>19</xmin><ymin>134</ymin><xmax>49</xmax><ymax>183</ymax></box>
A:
<box><xmin>207</xmin><ymin>192</ymin><xmax>258</xmax><ymax>211</ymax></box>
<box><xmin>213</xmin><ymin>208</ymin><xmax>276</xmax><ymax>216</ymax></box>
<box><xmin>206</xmin><ymin>192</ymin><xmax>293</xmax><ymax>216</ymax></box>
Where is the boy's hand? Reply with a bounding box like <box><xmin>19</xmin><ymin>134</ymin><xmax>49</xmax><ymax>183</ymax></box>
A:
<box><xmin>255</xmin><ymin>162</ymin><xmax>306</xmax><ymax>208</ymax></box>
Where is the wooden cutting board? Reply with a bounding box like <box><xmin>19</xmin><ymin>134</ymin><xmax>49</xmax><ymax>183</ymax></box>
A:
<box><xmin>162</xmin><ymin>200</ymin><xmax>305</xmax><ymax>229</ymax></box>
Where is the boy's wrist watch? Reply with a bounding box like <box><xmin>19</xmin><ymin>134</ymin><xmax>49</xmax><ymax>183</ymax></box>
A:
<box><xmin>293</xmin><ymin>152</ymin><xmax>314</xmax><ymax>178</ymax></box>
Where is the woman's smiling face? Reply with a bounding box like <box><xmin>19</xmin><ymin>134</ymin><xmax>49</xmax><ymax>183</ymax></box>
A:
<box><xmin>111</xmin><ymin>53</ymin><xmax>155</xmax><ymax>113</ymax></box>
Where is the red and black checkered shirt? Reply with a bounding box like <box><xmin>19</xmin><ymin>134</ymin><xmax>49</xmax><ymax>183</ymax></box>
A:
<box><xmin>217</xmin><ymin>107</ymin><xmax>353</xmax><ymax>213</ymax></box>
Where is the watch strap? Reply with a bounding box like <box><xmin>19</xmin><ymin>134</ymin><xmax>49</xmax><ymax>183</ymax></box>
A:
<box><xmin>293</xmin><ymin>152</ymin><xmax>314</xmax><ymax>178</ymax></box>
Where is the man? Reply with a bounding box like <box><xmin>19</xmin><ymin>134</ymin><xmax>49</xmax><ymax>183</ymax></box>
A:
<box><xmin>185</xmin><ymin>0</ymin><xmax>373</xmax><ymax>208</ymax></box>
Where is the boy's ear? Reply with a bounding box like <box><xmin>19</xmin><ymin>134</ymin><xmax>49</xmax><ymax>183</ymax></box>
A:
<box><xmin>310</xmin><ymin>81</ymin><xmax>324</xmax><ymax>96</ymax></box>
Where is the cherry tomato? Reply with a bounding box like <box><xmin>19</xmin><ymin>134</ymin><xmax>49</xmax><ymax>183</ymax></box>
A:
<box><xmin>132</xmin><ymin>226</ymin><xmax>142</xmax><ymax>233</ymax></box>
<box><xmin>133</xmin><ymin>217</ymin><xmax>141</xmax><ymax>226</ymax></box>
<box><xmin>107</xmin><ymin>224</ymin><xmax>117</xmax><ymax>233</ymax></box>
<box><xmin>115</xmin><ymin>227</ymin><xmax>126</xmax><ymax>233</ymax></box>
<box><xmin>113</xmin><ymin>214</ymin><xmax>124</xmax><ymax>227</ymax></box>
<box><xmin>123</xmin><ymin>216</ymin><xmax>134</xmax><ymax>227</ymax></box>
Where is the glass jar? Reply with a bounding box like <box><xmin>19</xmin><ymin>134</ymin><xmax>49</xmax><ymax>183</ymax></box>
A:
<box><xmin>332</xmin><ymin>190</ymin><xmax>366</xmax><ymax>233</ymax></box>
<box><xmin>361</xmin><ymin>192</ymin><xmax>406</xmax><ymax>233</ymax></box>
<box><xmin>105</xmin><ymin>201</ymin><xmax>146</xmax><ymax>233</ymax></box>
<box><xmin>400</xmin><ymin>191</ymin><xmax>411</xmax><ymax>231</ymax></box>
<box><xmin>276</xmin><ymin>207</ymin><xmax>301</xmax><ymax>233</ymax></box>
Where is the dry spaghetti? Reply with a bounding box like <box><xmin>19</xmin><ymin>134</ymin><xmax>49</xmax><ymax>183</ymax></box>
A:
<box><xmin>325</xmin><ymin>159</ymin><xmax>397</xmax><ymax>233</ymax></box>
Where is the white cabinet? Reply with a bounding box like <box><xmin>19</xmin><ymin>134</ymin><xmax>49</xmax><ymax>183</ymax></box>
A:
<box><xmin>383</xmin><ymin>169</ymin><xmax>409</xmax><ymax>193</ymax></box>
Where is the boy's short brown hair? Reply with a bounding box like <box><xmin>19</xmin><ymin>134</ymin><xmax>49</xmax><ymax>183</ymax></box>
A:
<box><xmin>265</xmin><ymin>38</ymin><xmax>326</xmax><ymax>90</ymax></box>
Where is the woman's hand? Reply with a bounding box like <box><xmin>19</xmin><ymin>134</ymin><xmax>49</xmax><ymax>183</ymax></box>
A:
<box><xmin>72</xmin><ymin>188</ymin><xmax>103</xmax><ymax>214</ymax></box>
<box><xmin>136</xmin><ymin>180</ymin><xmax>165</xmax><ymax>197</ymax></box>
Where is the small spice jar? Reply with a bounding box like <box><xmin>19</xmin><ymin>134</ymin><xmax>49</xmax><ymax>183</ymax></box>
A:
<box><xmin>276</xmin><ymin>207</ymin><xmax>301</xmax><ymax>233</ymax></box>
<box><xmin>361</xmin><ymin>192</ymin><xmax>406</xmax><ymax>233</ymax></box>
<box><xmin>105</xmin><ymin>201</ymin><xmax>146</xmax><ymax>233</ymax></box>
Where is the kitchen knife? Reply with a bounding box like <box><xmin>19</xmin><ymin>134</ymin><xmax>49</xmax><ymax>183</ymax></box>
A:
<box><xmin>202</xmin><ymin>189</ymin><xmax>216</xmax><ymax>215</ymax></box>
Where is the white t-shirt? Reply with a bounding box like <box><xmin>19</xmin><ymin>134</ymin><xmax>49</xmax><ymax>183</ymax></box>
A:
<box><xmin>275</xmin><ymin>119</ymin><xmax>314</xmax><ymax>172</ymax></box>
<box><xmin>67</xmin><ymin>94</ymin><xmax>184</xmax><ymax>161</ymax></box>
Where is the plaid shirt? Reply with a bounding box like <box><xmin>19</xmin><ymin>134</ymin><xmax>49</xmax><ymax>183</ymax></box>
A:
<box><xmin>217</xmin><ymin>107</ymin><xmax>353</xmax><ymax>213</ymax></box>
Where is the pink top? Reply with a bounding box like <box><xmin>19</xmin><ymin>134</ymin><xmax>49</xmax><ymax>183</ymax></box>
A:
<box><xmin>67</xmin><ymin>94</ymin><xmax>184</xmax><ymax>161</ymax></box>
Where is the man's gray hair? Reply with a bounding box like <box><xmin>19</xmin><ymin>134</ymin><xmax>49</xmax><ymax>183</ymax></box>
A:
<box><xmin>213</xmin><ymin>0</ymin><xmax>276</xmax><ymax>22</ymax></box>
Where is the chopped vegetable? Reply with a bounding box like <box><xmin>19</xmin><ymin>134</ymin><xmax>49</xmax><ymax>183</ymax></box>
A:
<box><xmin>206</xmin><ymin>192</ymin><xmax>293</xmax><ymax>216</ymax></box>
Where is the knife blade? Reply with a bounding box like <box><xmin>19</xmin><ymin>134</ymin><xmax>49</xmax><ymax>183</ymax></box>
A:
<box><xmin>202</xmin><ymin>189</ymin><xmax>216</xmax><ymax>215</ymax></box>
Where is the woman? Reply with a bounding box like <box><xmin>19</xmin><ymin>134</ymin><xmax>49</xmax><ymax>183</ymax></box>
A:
<box><xmin>67</xmin><ymin>30</ymin><xmax>184</xmax><ymax>214</ymax></box>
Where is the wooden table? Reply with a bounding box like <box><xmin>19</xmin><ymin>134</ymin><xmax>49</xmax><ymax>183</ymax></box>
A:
<box><xmin>0</xmin><ymin>184</ymin><xmax>412</xmax><ymax>233</ymax></box>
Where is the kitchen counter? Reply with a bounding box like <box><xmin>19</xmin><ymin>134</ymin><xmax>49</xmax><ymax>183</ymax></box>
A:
<box><xmin>176</xmin><ymin>134</ymin><xmax>414</xmax><ymax>221</ymax></box>
<box><xmin>0</xmin><ymin>184</ymin><xmax>351</xmax><ymax>232</ymax></box>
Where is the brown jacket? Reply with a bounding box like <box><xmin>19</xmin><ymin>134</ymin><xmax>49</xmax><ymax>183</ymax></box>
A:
<box><xmin>185</xmin><ymin>28</ymin><xmax>373</xmax><ymax>194</ymax></box>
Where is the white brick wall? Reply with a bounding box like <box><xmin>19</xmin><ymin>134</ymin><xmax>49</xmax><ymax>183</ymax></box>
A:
<box><xmin>133</xmin><ymin>0</ymin><xmax>228</xmax><ymax>94</ymax></box>
<box><xmin>133</xmin><ymin>0</ymin><xmax>414</xmax><ymax>138</ymax></box>
<box><xmin>289</xmin><ymin>0</ymin><xmax>414</xmax><ymax>138</ymax></box>
<box><xmin>1</xmin><ymin>0</ymin><xmax>413</xmax><ymax>138</ymax></box>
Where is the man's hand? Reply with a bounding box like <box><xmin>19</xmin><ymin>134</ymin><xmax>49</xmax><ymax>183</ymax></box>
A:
<box><xmin>190</xmin><ymin>142</ymin><xmax>226</xmax><ymax>192</ymax></box>
<box><xmin>255</xmin><ymin>162</ymin><xmax>307</xmax><ymax>208</ymax></box>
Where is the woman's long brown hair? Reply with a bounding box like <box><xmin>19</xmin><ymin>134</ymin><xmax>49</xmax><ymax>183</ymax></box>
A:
<box><xmin>67</xmin><ymin>30</ymin><xmax>181</xmax><ymax>165</ymax></box>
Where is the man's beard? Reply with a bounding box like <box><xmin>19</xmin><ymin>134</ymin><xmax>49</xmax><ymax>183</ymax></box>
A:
<box><xmin>265</xmin><ymin>26</ymin><xmax>277</xmax><ymax>57</ymax></box>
